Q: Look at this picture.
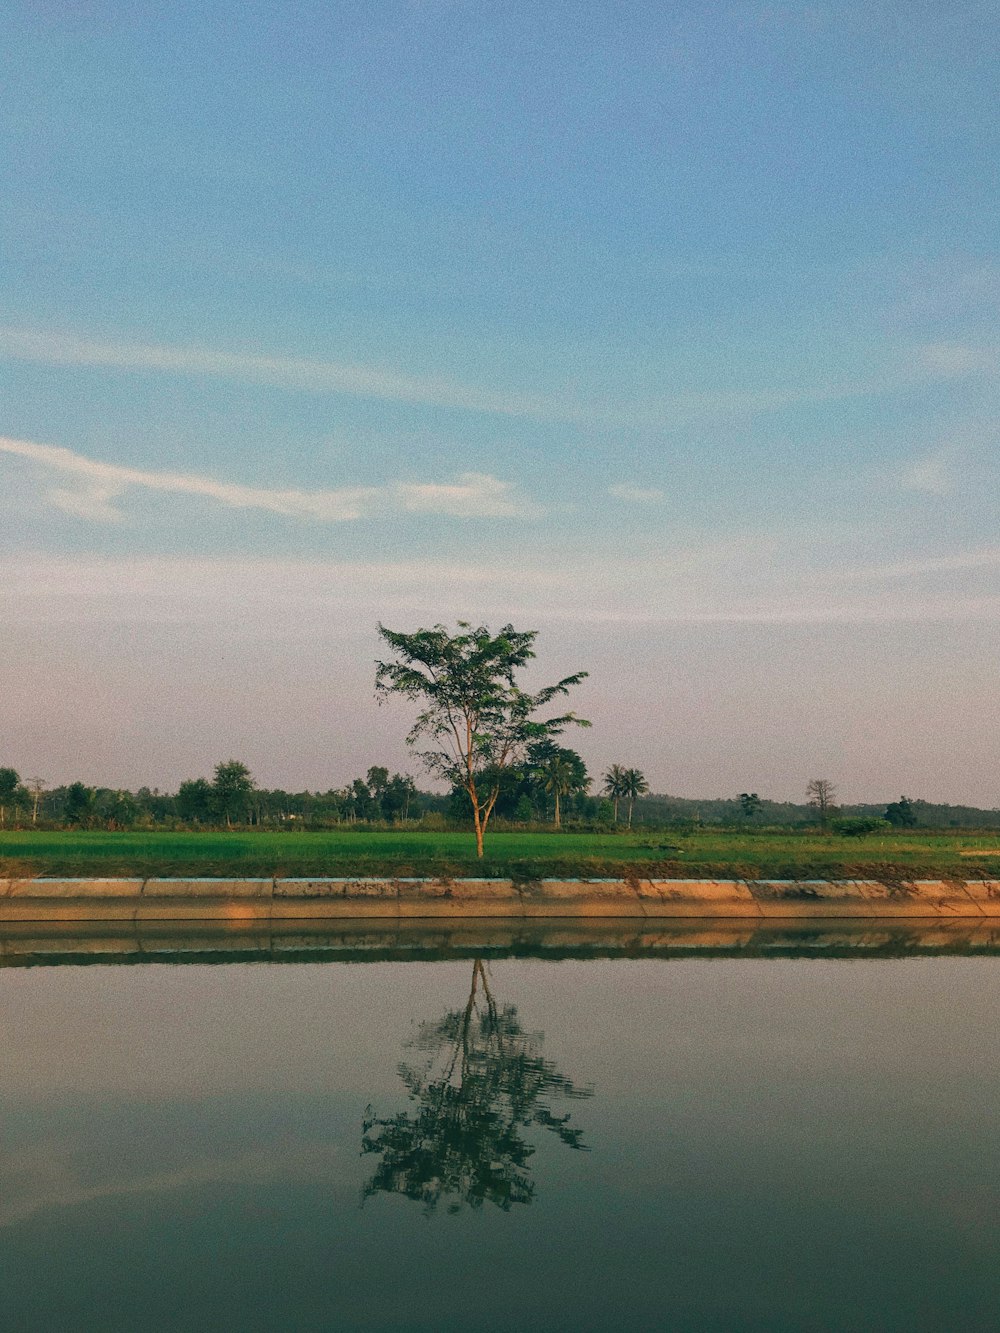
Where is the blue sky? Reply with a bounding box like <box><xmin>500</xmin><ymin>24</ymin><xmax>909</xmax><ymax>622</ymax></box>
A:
<box><xmin>2</xmin><ymin>1</ymin><xmax>998</xmax><ymax>801</ymax></box>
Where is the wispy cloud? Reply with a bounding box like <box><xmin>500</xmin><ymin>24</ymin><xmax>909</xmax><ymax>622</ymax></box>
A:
<box><xmin>0</xmin><ymin>327</ymin><xmax>582</xmax><ymax>422</ymax></box>
<box><xmin>913</xmin><ymin>342</ymin><xmax>998</xmax><ymax>379</ymax></box>
<box><xmin>900</xmin><ymin>445</ymin><xmax>959</xmax><ymax>495</ymax></box>
<box><xmin>6</xmin><ymin>543</ymin><xmax>998</xmax><ymax>629</ymax></box>
<box><xmin>2</xmin><ymin>324</ymin><xmax>981</xmax><ymax>434</ymax></box>
<box><xmin>397</xmin><ymin>473</ymin><xmax>540</xmax><ymax>517</ymax></box>
<box><xmin>0</xmin><ymin>437</ymin><xmax>540</xmax><ymax>523</ymax></box>
<box><xmin>891</xmin><ymin>256</ymin><xmax>1000</xmax><ymax>325</ymax></box>
<box><xmin>839</xmin><ymin>546</ymin><xmax>1000</xmax><ymax>581</ymax></box>
<box><xmin>608</xmin><ymin>483</ymin><xmax>664</xmax><ymax>503</ymax></box>
<box><xmin>897</xmin><ymin>416</ymin><xmax>997</xmax><ymax>497</ymax></box>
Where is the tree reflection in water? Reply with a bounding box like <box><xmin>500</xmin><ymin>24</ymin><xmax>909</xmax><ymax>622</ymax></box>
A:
<box><xmin>362</xmin><ymin>958</ymin><xmax>593</xmax><ymax>1213</ymax></box>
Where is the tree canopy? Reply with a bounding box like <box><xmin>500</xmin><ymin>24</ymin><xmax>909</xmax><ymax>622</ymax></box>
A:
<box><xmin>739</xmin><ymin>792</ymin><xmax>762</xmax><ymax>819</ymax></box>
<box><xmin>885</xmin><ymin>796</ymin><xmax>918</xmax><ymax>828</ymax></box>
<box><xmin>531</xmin><ymin>742</ymin><xmax>589</xmax><ymax>829</ymax></box>
<box><xmin>211</xmin><ymin>759</ymin><xmax>256</xmax><ymax>827</ymax></box>
<box><xmin>0</xmin><ymin>768</ymin><xmax>20</xmax><ymax>828</ymax></box>
<box><xmin>806</xmin><ymin>778</ymin><xmax>837</xmax><ymax>829</ymax></box>
<box><xmin>621</xmin><ymin>768</ymin><xmax>649</xmax><ymax>827</ymax></box>
<box><xmin>602</xmin><ymin>764</ymin><xmax>628</xmax><ymax>823</ymax></box>
<box><xmin>375</xmin><ymin>621</ymin><xmax>589</xmax><ymax>855</ymax></box>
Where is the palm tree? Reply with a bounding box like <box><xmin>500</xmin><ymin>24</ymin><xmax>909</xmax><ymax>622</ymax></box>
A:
<box><xmin>622</xmin><ymin>768</ymin><xmax>649</xmax><ymax>828</ymax></box>
<box><xmin>602</xmin><ymin>764</ymin><xmax>627</xmax><ymax>824</ymax></box>
<box><xmin>538</xmin><ymin>754</ymin><xmax>577</xmax><ymax>829</ymax></box>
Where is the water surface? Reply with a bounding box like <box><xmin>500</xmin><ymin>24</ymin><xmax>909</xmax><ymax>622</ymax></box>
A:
<box><xmin>1</xmin><ymin>925</ymin><xmax>998</xmax><ymax>1330</ymax></box>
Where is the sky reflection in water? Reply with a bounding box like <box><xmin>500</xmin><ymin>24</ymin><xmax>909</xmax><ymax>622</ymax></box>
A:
<box><xmin>1</xmin><ymin>931</ymin><xmax>999</xmax><ymax>1330</ymax></box>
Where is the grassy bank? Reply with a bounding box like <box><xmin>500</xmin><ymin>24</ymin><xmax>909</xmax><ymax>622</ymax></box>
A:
<box><xmin>2</xmin><ymin>828</ymin><xmax>999</xmax><ymax>882</ymax></box>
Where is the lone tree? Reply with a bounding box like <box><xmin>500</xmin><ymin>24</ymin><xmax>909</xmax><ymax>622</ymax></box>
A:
<box><xmin>375</xmin><ymin>621</ymin><xmax>589</xmax><ymax>857</ymax></box>
<box><xmin>806</xmin><ymin>778</ymin><xmax>837</xmax><ymax>830</ymax></box>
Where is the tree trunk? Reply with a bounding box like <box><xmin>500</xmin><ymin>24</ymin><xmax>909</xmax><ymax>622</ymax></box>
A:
<box><xmin>474</xmin><ymin>811</ymin><xmax>484</xmax><ymax>857</ymax></box>
<box><xmin>468</xmin><ymin>771</ymin><xmax>488</xmax><ymax>857</ymax></box>
<box><xmin>554</xmin><ymin>791</ymin><xmax>561</xmax><ymax>829</ymax></box>
<box><xmin>627</xmin><ymin>798</ymin><xmax>634</xmax><ymax>828</ymax></box>
<box><xmin>613</xmin><ymin>798</ymin><xmax>619</xmax><ymax>824</ymax></box>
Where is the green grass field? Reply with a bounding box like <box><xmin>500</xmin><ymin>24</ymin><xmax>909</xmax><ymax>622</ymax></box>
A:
<box><xmin>2</xmin><ymin>828</ymin><xmax>999</xmax><ymax>880</ymax></box>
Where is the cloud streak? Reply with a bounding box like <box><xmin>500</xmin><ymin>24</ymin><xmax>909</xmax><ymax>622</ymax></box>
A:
<box><xmin>2</xmin><ymin>325</ymin><xmax>979</xmax><ymax>433</ymax></box>
<box><xmin>913</xmin><ymin>342</ymin><xmax>999</xmax><ymax>379</ymax></box>
<box><xmin>0</xmin><ymin>327</ymin><xmax>580</xmax><ymax>422</ymax></box>
<box><xmin>5</xmin><ymin>545</ymin><xmax>999</xmax><ymax>629</ymax></box>
<box><xmin>0</xmin><ymin>437</ymin><xmax>539</xmax><ymax>523</ymax></box>
<box><xmin>608</xmin><ymin>483</ymin><xmax>664</xmax><ymax>503</ymax></box>
<box><xmin>839</xmin><ymin>546</ymin><xmax>1000</xmax><ymax>581</ymax></box>
<box><xmin>901</xmin><ymin>447</ymin><xmax>957</xmax><ymax>495</ymax></box>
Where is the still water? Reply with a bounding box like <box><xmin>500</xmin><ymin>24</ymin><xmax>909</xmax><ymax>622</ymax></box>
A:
<box><xmin>2</xmin><ymin>923</ymin><xmax>999</xmax><ymax>1331</ymax></box>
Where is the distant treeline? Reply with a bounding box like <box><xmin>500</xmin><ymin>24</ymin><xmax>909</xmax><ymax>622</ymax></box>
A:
<box><xmin>1</xmin><ymin>760</ymin><xmax>998</xmax><ymax>831</ymax></box>
<box><xmin>632</xmin><ymin>793</ymin><xmax>1000</xmax><ymax>831</ymax></box>
<box><xmin>0</xmin><ymin>764</ymin><xmax>429</xmax><ymax>831</ymax></box>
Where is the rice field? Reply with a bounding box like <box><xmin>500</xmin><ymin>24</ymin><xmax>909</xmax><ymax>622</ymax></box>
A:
<box><xmin>2</xmin><ymin>827</ymin><xmax>998</xmax><ymax>881</ymax></box>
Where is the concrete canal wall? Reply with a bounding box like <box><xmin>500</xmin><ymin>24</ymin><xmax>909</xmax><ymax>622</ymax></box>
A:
<box><xmin>1</xmin><ymin>877</ymin><xmax>999</xmax><ymax>920</ymax></box>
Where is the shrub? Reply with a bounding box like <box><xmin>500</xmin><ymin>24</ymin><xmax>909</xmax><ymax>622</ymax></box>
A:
<box><xmin>419</xmin><ymin>812</ymin><xmax>450</xmax><ymax>831</ymax></box>
<box><xmin>832</xmin><ymin>817</ymin><xmax>891</xmax><ymax>838</ymax></box>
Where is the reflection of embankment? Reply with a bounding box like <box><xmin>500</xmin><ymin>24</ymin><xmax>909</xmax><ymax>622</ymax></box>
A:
<box><xmin>3</xmin><ymin>919</ymin><xmax>1000</xmax><ymax>968</ymax></box>
<box><xmin>361</xmin><ymin>958</ymin><xmax>593</xmax><ymax>1213</ymax></box>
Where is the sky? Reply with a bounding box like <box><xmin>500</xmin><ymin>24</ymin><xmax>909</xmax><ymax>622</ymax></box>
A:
<box><xmin>1</xmin><ymin>0</ymin><xmax>998</xmax><ymax>803</ymax></box>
